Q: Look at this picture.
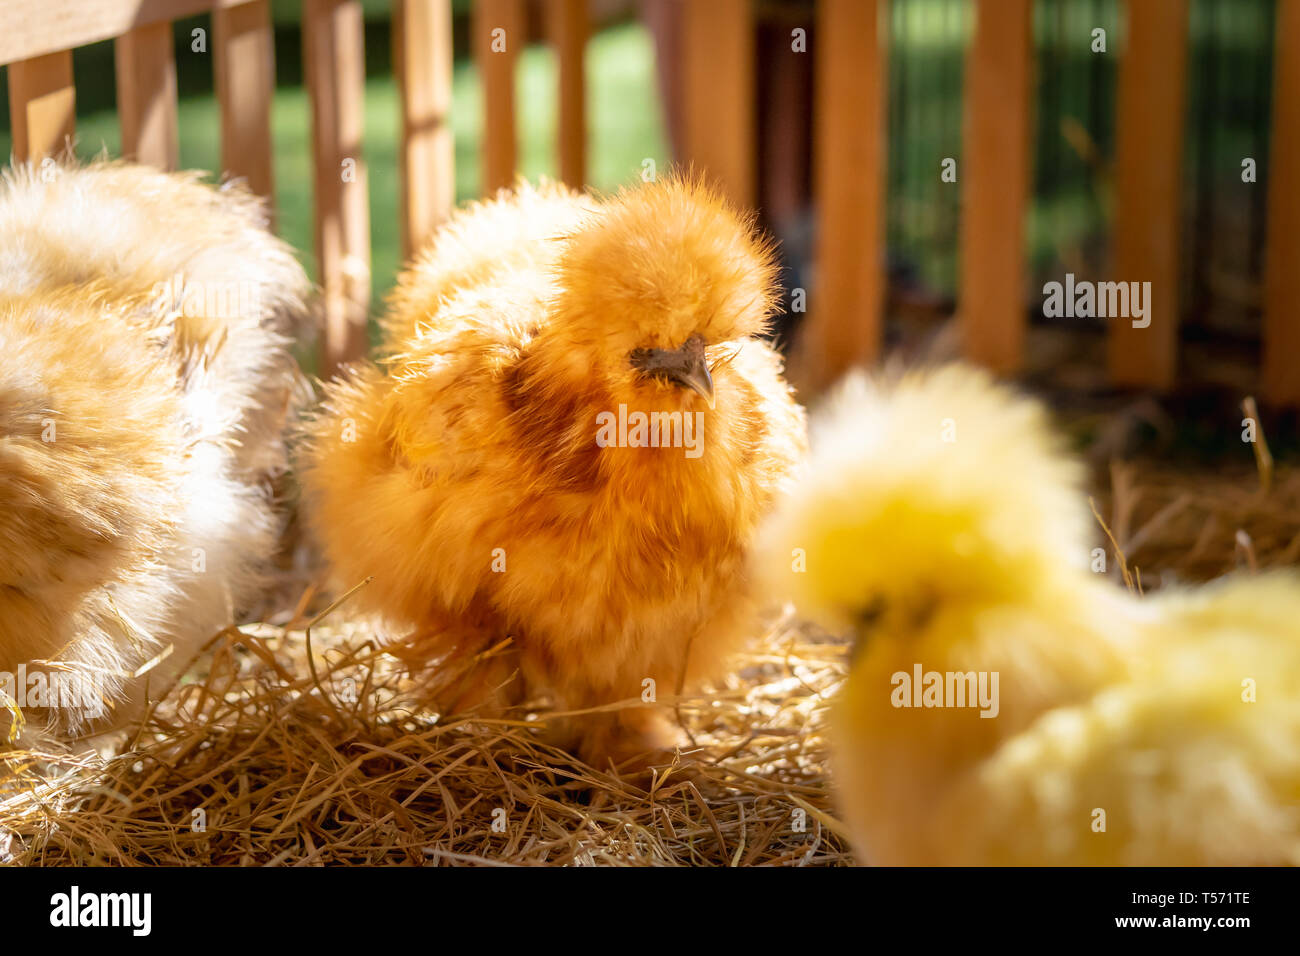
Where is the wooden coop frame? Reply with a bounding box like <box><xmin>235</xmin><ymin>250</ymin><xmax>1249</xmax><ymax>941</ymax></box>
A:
<box><xmin>1</xmin><ymin>0</ymin><xmax>1296</xmax><ymax>402</ymax></box>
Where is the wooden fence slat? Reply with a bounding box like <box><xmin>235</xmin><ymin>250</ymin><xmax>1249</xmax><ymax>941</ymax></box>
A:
<box><xmin>115</xmin><ymin>21</ymin><xmax>180</xmax><ymax>170</ymax></box>
<box><xmin>1109</xmin><ymin>0</ymin><xmax>1189</xmax><ymax>390</ymax></box>
<box><xmin>214</xmin><ymin>0</ymin><xmax>277</xmax><ymax>204</ymax></box>
<box><xmin>1263</xmin><ymin>0</ymin><xmax>1300</xmax><ymax>406</ymax></box>
<box><xmin>550</xmin><ymin>0</ymin><xmax>587</xmax><ymax>188</ymax></box>
<box><xmin>7</xmin><ymin>50</ymin><xmax>75</xmax><ymax>162</ymax></box>
<box><xmin>0</xmin><ymin>0</ymin><xmax>250</xmax><ymax>67</ymax></box>
<box><xmin>305</xmin><ymin>0</ymin><xmax>371</xmax><ymax>377</ymax></box>
<box><xmin>958</xmin><ymin>0</ymin><xmax>1033</xmax><ymax>373</ymax></box>
<box><xmin>799</xmin><ymin>0</ymin><xmax>886</xmax><ymax>389</ymax></box>
<box><xmin>682</xmin><ymin>0</ymin><xmax>755</xmax><ymax>206</ymax></box>
<box><xmin>475</xmin><ymin>0</ymin><xmax>524</xmax><ymax>195</ymax></box>
<box><xmin>395</xmin><ymin>0</ymin><xmax>454</xmax><ymax>259</ymax></box>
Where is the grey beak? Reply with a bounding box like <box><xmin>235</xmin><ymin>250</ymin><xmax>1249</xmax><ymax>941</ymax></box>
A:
<box><xmin>674</xmin><ymin>356</ymin><xmax>715</xmax><ymax>409</ymax></box>
<box><xmin>629</xmin><ymin>333</ymin><xmax>716</xmax><ymax>409</ymax></box>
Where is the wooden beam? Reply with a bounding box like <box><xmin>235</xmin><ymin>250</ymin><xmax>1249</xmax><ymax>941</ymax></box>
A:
<box><xmin>214</xmin><ymin>0</ymin><xmax>277</xmax><ymax>204</ymax></box>
<box><xmin>7</xmin><ymin>50</ymin><xmax>75</xmax><ymax>162</ymax></box>
<box><xmin>475</xmin><ymin>0</ymin><xmax>524</xmax><ymax>194</ymax></box>
<box><xmin>958</xmin><ymin>0</ymin><xmax>1033</xmax><ymax>373</ymax></box>
<box><xmin>305</xmin><ymin>0</ymin><xmax>371</xmax><ymax>377</ymax></box>
<box><xmin>0</xmin><ymin>0</ymin><xmax>246</xmax><ymax>67</ymax></box>
<box><xmin>681</xmin><ymin>0</ymin><xmax>755</xmax><ymax>206</ymax></box>
<box><xmin>115</xmin><ymin>21</ymin><xmax>179</xmax><ymax>170</ymax></box>
<box><xmin>1263</xmin><ymin>0</ymin><xmax>1300</xmax><ymax>405</ymax></box>
<box><xmin>799</xmin><ymin>0</ymin><xmax>886</xmax><ymax>389</ymax></box>
<box><xmin>394</xmin><ymin>0</ymin><xmax>454</xmax><ymax>258</ymax></box>
<box><xmin>550</xmin><ymin>0</ymin><xmax>587</xmax><ymax>188</ymax></box>
<box><xmin>1109</xmin><ymin>0</ymin><xmax>1189</xmax><ymax>390</ymax></box>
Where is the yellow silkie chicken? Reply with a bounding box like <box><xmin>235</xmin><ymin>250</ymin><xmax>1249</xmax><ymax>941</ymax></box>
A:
<box><xmin>761</xmin><ymin>364</ymin><xmax>1300</xmax><ymax>865</ymax></box>
<box><xmin>0</xmin><ymin>161</ymin><xmax>309</xmax><ymax>742</ymax></box>
<box><xmin>300</xmin><ymin>177</ymin><xmax>806</xmax><ymax>768</ymax></box>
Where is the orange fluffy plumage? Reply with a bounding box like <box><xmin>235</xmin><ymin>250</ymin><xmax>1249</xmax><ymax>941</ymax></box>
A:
<box><xmin>0</xmin><ymin>161</ymin><xmax>309</xmax><ymax>743</ymax></box>
<box><xmin>300</xmin><ymin>177</ymin><xmax>806</xmax><ymax>767</ymax></box>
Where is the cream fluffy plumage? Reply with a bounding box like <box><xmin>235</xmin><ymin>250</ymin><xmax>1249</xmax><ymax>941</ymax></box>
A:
<box><xmin>300</xmin><ymin>178</ymin><xmax>806</xmax><ymax>766</ymax></box>
<box><xmin>761</xmin><ymin>364</ymin><xmax>1300</xmax><ymax>865</ymax></box>
<box><xmin>0</xmin><ymin>161</ymin><xmax>309</xmax><ymax>741</ymax></box>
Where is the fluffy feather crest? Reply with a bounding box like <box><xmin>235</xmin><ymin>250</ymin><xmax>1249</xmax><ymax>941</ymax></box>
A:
<box><xmin>550</xmin><ymin>174</ymin><xmax>779</xmax><ymax>354</ymax></box>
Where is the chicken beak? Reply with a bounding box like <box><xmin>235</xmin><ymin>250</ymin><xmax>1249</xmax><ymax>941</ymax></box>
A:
<box><xmin>674</xmin><ymin>357</ymin><xmax>716</xmax><ymax>409</ymax></box>
<box><xmin>849</xmin><ymin>598</ymin><xmax>885</xmax><ymax>664</ymax></box>
<box><xmin>629</xmin><ymin>334</ymin><xmax>717</xmax><ymax>409</ymax></box>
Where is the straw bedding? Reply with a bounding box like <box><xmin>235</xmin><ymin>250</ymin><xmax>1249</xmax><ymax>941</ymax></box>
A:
<box><xmin>1</xmin><ymin>592</ymin><xmax>852</xmax><ymax>866</ymax></box>
<box><xmin>2</xmin><ymin>412</ymin><xmax>1297</xmax><ymax>866</ymax></box>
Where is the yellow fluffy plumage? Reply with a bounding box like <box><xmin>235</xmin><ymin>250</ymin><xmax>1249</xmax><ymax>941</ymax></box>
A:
<box><xmin>300</xmin><ymin>177</ymin><xmax>806</xmax><ymax>767</ymax></box>
<box><xmin>0</xmin><ymin>161</ymin><xmax>309</xmax><ymax>741</ymax></box>
<box><xmin>761</xmin><ymin>364</ymin><xmax>1300</xmax><ymax>865</ymax></box>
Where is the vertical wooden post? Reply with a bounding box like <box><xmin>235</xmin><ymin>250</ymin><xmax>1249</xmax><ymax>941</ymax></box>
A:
<box><xmin>475</xmin><ymin>0</ymin><xmax>524</xmax><ymax>195</ymax></box>
<box><xmin>958</xmin><ymin>0</ymin><xmax>1033</xmax><ymax>373</ymax></box>
<box><xmin>8</xmin><ymin>51</ymin><xmax>75</xmax><ymax>162</ymax></box>
<box><xmin>1263</xmin><ymin>0</ymin><xmax>1300</xmax><ymax>406</ymax></box>
<box><xmin>550</xmin><ymin>0</ymin><xmax>587</xmax><ymax>189</ymax></box>
<box><xmin>1109</xmin><ymin>0</ymin><xmax>1189</xmax><ymax>390</ymax></box>
<box><xmin>682</xmin><ymin>0</ymin><xmax>755</xmax><ymax>206</ymax></box>
<box><xmin>115</xmin><ymin>22</ymin><xmax>180</xmax><ymax>171</ymax></box>
<box><xmin>799</xmin><ymin>0</ymin><xmax>886</xmax><ymax>389</ymax></box>
<box><xmin>215</xmin><ymin>0</ymin><xmax>277</xmax><ymax>204</ymax></box>
<box><xmin>305</xmin><ymin>0</ymin><xmax>371</xmax><ymax>376</ymax></box>
<box><xmin>395</xmin><ymin>0</ymin><xmax>454</xmax><ymax>259</ymax></box>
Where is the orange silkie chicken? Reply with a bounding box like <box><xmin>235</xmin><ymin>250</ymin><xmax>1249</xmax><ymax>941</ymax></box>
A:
<box><xmin>761</xmin><ymin>364</ymin><xmax>1300</xmax><ymax>865</ymax></box>
<box><xmin>300</xmin><ymin>177</ymin><xmax>806</xmax><ymax>767</ymax></box>
<box><xmin>0</xmin><ymin>161</ymin><xmax>309</xmax><ymax>744</ymax></box>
